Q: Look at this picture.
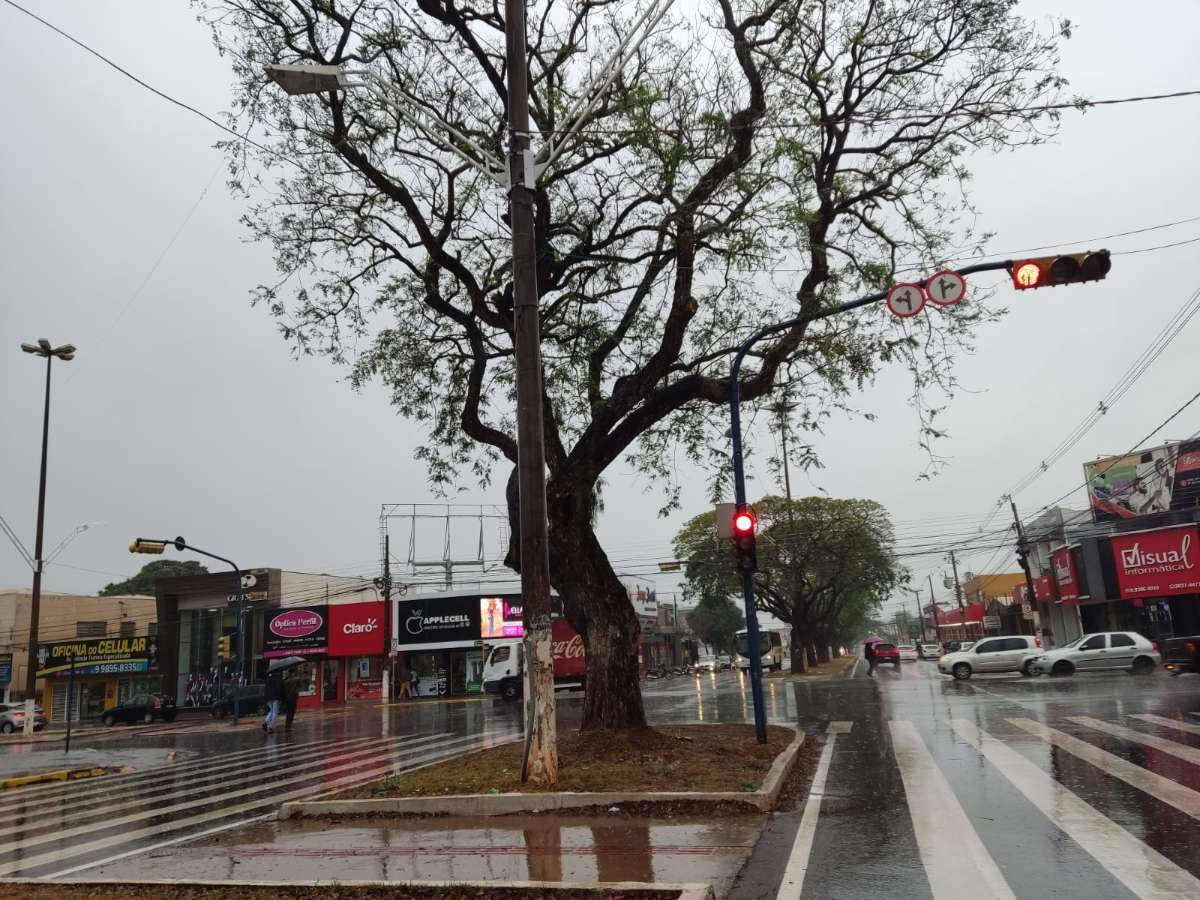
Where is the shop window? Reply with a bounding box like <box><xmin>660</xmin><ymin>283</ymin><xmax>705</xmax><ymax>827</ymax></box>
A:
<box><xmin>119</xmin><ymin>621</ymin><xmax>136</xmax><ymax>638</ymax></box>
<box><xmin>76</xmin><ymin>621</ymin><xmax>106</xmax><ymax>638</ymax></box>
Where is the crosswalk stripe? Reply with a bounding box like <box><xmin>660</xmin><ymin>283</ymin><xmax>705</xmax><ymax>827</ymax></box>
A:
<box><xmin>776</xmin><ymin>721</ymin><xmax>851</xmax><ymax>900</ymax></box>
<box><xmin>0</xmin><ymin>734</ymin><xmax>379</xmax><ymax>821</ymax></box>
<box><xmin>0</xmin><ymin>732</ymin><xmax>450</xmax><ymax>855</ymax></box>
<box><xmin>889</xmin><ymin>721</ymin><xmax>1015</xmax><ymax>900</ymax></box>
<box><xmin>1069</xmin><ymin>716</ymin><xmax>1200</xmax><ymax>767</ymax></box>
<box><xmin>0</xmin><ymin>732</ymin><xmax>368</xmax><ymax>812</ymax></box>
<box><xmin>1008</xmin><ymin>719</ymin><xmax>1200</xmax><ymax>821</ymax></box>
<box><xmin>30</xmin><ymin>730</ymin><xmax>523</xmax><ymax>880</ymax></box>
<box><xmin>952</xmin><ymin>719</ymin><xmax>1200</xmax><ymax>899</ymax></box>
<box><xmin>1132</xmin><ymin>713</ymin><xmax>1200</xmax><ymax>737</ymax></box>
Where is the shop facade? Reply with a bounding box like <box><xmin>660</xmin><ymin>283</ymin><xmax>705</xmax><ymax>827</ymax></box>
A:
<box><xmin>393</xmin><ymin>593</ymin><xmax>503</xmax><ymax>698</ymax></box>
<box><xmin>35</xmin><ymin>634</ymin><xmax>162</xmax><ymax>723</ymax></box>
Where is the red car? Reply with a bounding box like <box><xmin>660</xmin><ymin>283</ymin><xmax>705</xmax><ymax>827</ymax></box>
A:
<box><xmin>865</xmin><ymin>640</ymin><xmax>900</xmax><ymax>669</ymax></box>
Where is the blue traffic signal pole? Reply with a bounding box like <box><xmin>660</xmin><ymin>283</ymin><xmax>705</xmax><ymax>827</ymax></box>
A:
<box><xmin>728</xmin><ymin>259</ymin><xmax>1014</xmax><ymax>744</ymax></box>
<box><xmin>134</xmin><ymin>537</ymin><xmax>248</xmax><ymax>725</ymax></box>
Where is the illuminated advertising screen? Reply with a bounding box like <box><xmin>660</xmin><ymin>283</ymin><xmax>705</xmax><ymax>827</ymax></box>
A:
<box><xmin>480</xmin><ymin>597</ymin><xmax>524</xmax><ymax>638</ymax></box>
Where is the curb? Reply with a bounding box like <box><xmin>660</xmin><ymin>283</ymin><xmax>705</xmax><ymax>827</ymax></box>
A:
<box><xmin>2</xmin><ymin>877</ymin><xmax>715</xmax><ymax>898</ymax></box>
<box><xmin>1</xmin><ymin>766</ymin><xmax>109</xmax><ymax>790</ymax></box>
<box><xmin>283</xmin><ymin>726</ymin><xmax>805</xmax><ymax>819</ymax></box>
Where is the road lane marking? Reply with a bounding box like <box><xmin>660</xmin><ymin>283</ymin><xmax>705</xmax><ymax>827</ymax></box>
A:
<box><xmin>889</xmin><ymin>721</ymin><xmax>1015</xmax><ymax>900</ymax></box>
<box><xmin>1008</xmin><ymin>718</ymin><xmax>1200</xmax><ymax>821</ymax></box>
<box><xmin>776</xmin><ymin>721</ymin><xmax>851</xmax><ymax>900</ymax></box>
<box><xmin>1132</xmin><ymin>713</ymin><xmax>1200</xmax><ymax>736</ymax></box>
<box><xmin>952</xmin><ymin>719</ymin><xmax>1200</xmax><ymax>899</ymax></box>
<box><xmin>0</xmin><ymin>734</ymin><xmax>380</xmax><ymax>821</ymax></box>
<box><xmin>0</xmin><ymin>732</ymin><xmax>452</xmax><ymax>856</ymax></box>
<box><xmin>1069</xmin><ymin>716</ymin><xmax>1200</xmax><ymax>767</ymax></box>
<box><xmin>37</xmin><ymin>729</ymin><xmax>523</xmax><ymax>880</ymax></box>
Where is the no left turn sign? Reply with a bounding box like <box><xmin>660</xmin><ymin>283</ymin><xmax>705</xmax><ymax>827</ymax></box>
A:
<box><xmin>886</xmin><ymin>283</ymin><xmax>926</xmax><ymax>318</ymax></box>
<box><xmin>926</xmin><ymin>270</ymin><xmax>967</xmax><ymax>306</ymax></box>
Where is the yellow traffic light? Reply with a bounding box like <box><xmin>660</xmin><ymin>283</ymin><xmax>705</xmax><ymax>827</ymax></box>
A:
<box><xmin>1011</xmin><ymin>250</ymin><xmax>1111</xmax><ymax>290</ymax></box>
<box><xmin>217</xmin><ymin>635</ymin><xmax>232</xmax><ymax>659</ymax></box>
<box><xmin>129</xmin><ymin>540</ymin><xmax>166</xmax><ymax>554</ymax></box>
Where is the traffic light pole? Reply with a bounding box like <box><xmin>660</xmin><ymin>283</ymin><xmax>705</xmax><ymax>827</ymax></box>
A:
<box><xmin>728</xmin><ymin>259</ymin><xmax>1014</xmax><ymax>744</ymax></box>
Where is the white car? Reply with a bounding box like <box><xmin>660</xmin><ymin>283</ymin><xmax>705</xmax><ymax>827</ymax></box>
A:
<box><xmin>897</xmin><ymin>644</ymin><xmax>919</xmax><ymax>662</ymax></box>
<box><xmin>937</xmin><ymin>635</ymin><xmax>1043</xmax><ymax>680</ymax></box>
<box><xmin>919</xmin><ymin>643</ymin><xmax>942</xmax><ymax>660</ymax></box>
<box><xmin>1029</xmin><ymin>632</ymin><xmax>1159</xmax><ymax>676</ymax></box>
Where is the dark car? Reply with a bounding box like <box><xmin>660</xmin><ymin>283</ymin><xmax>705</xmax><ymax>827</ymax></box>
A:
<box><xmin>101</xmin><ymin>693</ymin><xmax>176</xmax><ymax>727</ymax></box>
<box><xmin>1161</xmin><ymin>635</ymin><xmax>1200</xmax><ymax>675</ymax></box>
<box><xmin>210</xmin><ymin>683</ymin><xmax>268</xmax><ymax>718</ymax></box>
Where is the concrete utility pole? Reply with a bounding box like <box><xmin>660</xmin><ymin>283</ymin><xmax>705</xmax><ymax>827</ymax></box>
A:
<box><xmin>382</xmin><ymin>533</ymin><xmax>392</xmax><ymax>703</ymax></box>
<box><xmin>505</xmin><ymin>0</ymin><xmax>557</xmax><ymax>787</ymax></box>
<box><xmin>1009</xmin><ymin>498</ymin><xmax>1040</xmax><ymax>628</ymax></box>
<box><xmin>949</xmin><ymin>550</ymin><xmax>966</xmax><ymax>639</ymax></box>
<box><xmin>928</xmin><ymin>574</ymin><xmax>941</xmax><ymax>643</ymax></box>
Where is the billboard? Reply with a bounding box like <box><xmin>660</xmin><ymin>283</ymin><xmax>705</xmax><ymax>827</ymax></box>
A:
<box><xmin>480</xmin><ymin>596</ymin><xmax>524</xmax><ymax>639</ymax></box>
<box><xmin>264</xmin><ymin>606</ymin><xmax>328</xmax><ymax>658</ymax></box>
<box><xmin>1110</xmin><ymin>523</ymin><xmax>1200</xmax><ymax>600</ymax></box>
<box><xmin>1085</xmin><ymin>439</ymin><xmax>1200</xmax><ymax>522</ymax></box>
<box><xmin>396</xmin><ymin>595</ymin><xmax>481</xmax><ymax>648</ymax></box>
<box><xmin>35</xmin><ymin>636</ymin><xmax>158</xmax><ymax>677</ymax></box>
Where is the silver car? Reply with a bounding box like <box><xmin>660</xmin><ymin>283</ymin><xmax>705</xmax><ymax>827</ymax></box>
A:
<box><xmin>937</xmin><ymin>635</ymin><xmax>1043</xmax><ymax>680</ymax></box>
<box><xmin>1029</xmin><ymin>632</ymin><xmax>1159</xmax><ymax>676</ymax></box>
<box><xmin>0</xmin><ymin>703</ymin><xmax>48</xmax><ymax>733</ymax></box>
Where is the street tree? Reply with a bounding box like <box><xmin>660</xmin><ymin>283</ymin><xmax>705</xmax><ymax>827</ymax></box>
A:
<box><xmin>674</xmin><ymin>496</ymin><xmax>898</xmax><ymax>671</ymax></box>
<box><xmin>686</xmin><ymin>591</ymin><xmax>746</xmax><ymax>657</ymax></box>
<box><xmin>100</xmin><ymin>560</ymin><xmax>209</xmax><ymax>597</ymax></box>
<box><xmin>202</xmin><ymin>0</ymin><xmax>1067</xmax><ymax>727</ymax></box>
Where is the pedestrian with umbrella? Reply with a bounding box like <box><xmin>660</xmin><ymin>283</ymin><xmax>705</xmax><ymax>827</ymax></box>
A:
<box><xmin>263</xmin><ymin>656</ymin><xmax>304</xmax><ymax>733</ymax></box>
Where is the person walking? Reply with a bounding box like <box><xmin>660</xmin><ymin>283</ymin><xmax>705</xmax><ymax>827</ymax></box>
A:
<box><xmin>283</xmin><ymin>672</ymin><xmax>300</xmax><ymax>730</ymax></box>
<box><xmin>263</xmin><ymin>670</ymin><xmax>284</xmax><ymax>733</ymax></box>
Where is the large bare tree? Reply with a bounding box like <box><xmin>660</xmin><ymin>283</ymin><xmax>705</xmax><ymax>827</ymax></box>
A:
<box><xmin>202</xmin><ymin>0</ymin><xmax>1066</xmax><ymax>728</ymax></box>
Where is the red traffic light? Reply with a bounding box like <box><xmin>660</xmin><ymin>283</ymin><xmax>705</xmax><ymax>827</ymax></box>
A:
<box><xmin>733</xmin><ymin>510</ymin><xmax>756</xmax><ymax>535</ymax></box>
<box><xmin>1012</xmin><ymin>251</ymin><xmax>1110</xmax><ymax>291</ymax></box>
<box><xmin>1013</xmin><ymin>261</ymin><xmax>1043</xmax><ymax>289</ymax></box>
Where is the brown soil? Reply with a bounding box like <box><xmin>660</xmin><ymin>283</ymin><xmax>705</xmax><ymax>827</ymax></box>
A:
<box><xmin>0</xmin><ymin>887</ymin><xmax>679</xmax><ymax>900</ymax></box>
<box><xmin>335</xmin><ymin>724</ymin><xmax>794</xmax><ymax>799</ymax></box>
<box><xmin>766</xmin><ymin>656</ymin><xmax>855</xmax><ymax>679</ymax></box>
<box><xmin>772</xmin><ymin>731</ymin><xmax>824</xmax><ymax>811</ymax></box>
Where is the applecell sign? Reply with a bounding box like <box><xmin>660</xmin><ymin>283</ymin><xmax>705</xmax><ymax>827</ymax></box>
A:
<box><xmin>1111</xmin><ymin>523</ymin><xmax>1200</xmax><ymax>600</ymax></box>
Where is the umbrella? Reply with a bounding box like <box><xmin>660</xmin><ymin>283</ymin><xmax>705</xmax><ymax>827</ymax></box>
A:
<box><xmin>862</xmin><ymin>635</ymin><xmax>884</xmax><ymax>645</ymax></box>
<box><xmin>267</xmin><ymin>656</ymin><xmax>306</xmax><ymax>673</ymax></box>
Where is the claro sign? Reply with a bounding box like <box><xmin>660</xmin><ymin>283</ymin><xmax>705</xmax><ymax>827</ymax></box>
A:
<box><xmin>1111</xmin><ymin>524</ymin><xmax>1200</xmax><ymax>600</ymax></box>
<box><xmin>328</xmin><ymin>601</ymin><xmax>385</xmax><ymax>656</ymax></box>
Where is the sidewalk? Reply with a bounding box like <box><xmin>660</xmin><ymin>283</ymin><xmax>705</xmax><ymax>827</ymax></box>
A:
<box><xmin>0</xmin><ymin>746</ymin><xmax>188</xmax><ymax>783</ymax></box>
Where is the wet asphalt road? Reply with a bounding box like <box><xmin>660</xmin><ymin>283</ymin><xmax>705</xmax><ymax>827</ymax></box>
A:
<box><xmin>726</xmin><ymin>661</ymin><xmax>1200</xmax><ymax>900</ymax></box>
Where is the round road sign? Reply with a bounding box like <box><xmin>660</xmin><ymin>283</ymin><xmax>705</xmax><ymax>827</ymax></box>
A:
<box><xmin>886</xmin><ymin>283</ymin><xmax>926</xmax><ymax>318</ymax></box>
<box><xmin>926</xmin><ymin>270</ymin><xmax>967</xmax><ymax>306</ymax></box>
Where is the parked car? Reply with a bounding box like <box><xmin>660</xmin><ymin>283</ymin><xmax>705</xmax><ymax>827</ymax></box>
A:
<box><xmin>897</xmin><ymin>644</ymin><xmax>919</xmax><ymax>662</ymax></box>
<box><xmin>0</xmin><ymin>703</ymin><xmax>48</xmax><ymax>733</ymax></box>
<box><xmin>1161</xmin><ymin>635</ymin><xmax>1200</xmax><ymax>675</ymax></box>
<box><xmin>937</xmin><ymin>635</ymin><xmax>1042</xmax><ymax>680</ymax></box>
<box><xmin>1029</xmin><ymin>632</ymin><xmax>1159</xmax><ymax>677</ymax></box>
<box><xmin>918</xmin><ymin>643</ymin><xmax>943</xmax><ymax>660</ymax></box>
<box><xmin>867</xmin><ymin>641</ymin><xmax>901</xmax><ymax>669</ymax></box>
<box><xmin>101</xmin><ymin>693</ymin><xmax>177</xmax><ymax>726</ymax></box>
<box><xmin>210</xmin><ymin>683</ymin><xmax>268</xmax><ymax>718</ymax></box>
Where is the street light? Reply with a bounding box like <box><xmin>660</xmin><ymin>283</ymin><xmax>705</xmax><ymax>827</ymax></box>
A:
<box><xmin>20</xmin><ymin>339</ymin><xmax>75</xmax><ymax>704</ymax></box>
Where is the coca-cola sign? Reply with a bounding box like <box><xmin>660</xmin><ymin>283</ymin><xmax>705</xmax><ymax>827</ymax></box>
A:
<box><xmin>264</xmin><ymin>605</ymin><xmax>328</xmax><ymax>658</ymax></box>
<box><xmin>1111</xmin><ymin>524</ymin><xmax>1200</xmax><ymax>600</ymax></box>
<box><xmin>551</xmin><ymin>618</ymin><xmax>586</xmax><ymax>677</ymax></box>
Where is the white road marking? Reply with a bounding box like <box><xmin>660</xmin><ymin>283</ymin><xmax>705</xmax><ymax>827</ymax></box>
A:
<box><xmin>1070</xmin><ymin>716</ymin><xmax>1200</xmax><ymax>767</ymax></box>
<box><xmin>1132</xmin><ymin>713</ymin><xmax>1200</xmax><ymax>736</ymax></box>
<box><xmin>38</xmin><ymin>729</ymin><xmax>522</xmax><ymax>880</ymax></box>
<box><xmin>776</xmin><ymin>721</ymin><xmax>851</xmax><ymax>900</ymax></box>
<box><xmin>849</xmin><ymin>657</ymin><xmax>862</xmax><ymax>679</ymax></box>
<box><xmin>953</xmin><ymin>719</ymin><xmax>1200</xmax><ymax>899</ymax></box>
<box><xmin>0</xmin><ymin>733</ymin><xmax>449</xmax><ymax>848</ymax></box>
<box><xmin>1009</xmin><ymin>718</ymin><xmax>1200</xmax><ymax>821</ymax></box>
<box><xmin>889</xmin><ymin>721</ymin><xmax>1015</xmax><ymax>900</ymax></box>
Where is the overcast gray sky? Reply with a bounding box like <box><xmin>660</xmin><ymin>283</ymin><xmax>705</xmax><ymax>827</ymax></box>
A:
<box><xmin>3</xmin><ymin>1</ymin><xmax>1198</xmax><ymax>623</ymax></box>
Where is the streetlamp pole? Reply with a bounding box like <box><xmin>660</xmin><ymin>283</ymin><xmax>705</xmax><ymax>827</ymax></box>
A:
<box><xmin>728</xmin><ymin>261</ymin><xmax>1013</xmax><ymax>743</ymax></box>
<box><xmin>20</xmin><ymin>340</ymin><xmax>75</xmax><ymax>705</ymax></box>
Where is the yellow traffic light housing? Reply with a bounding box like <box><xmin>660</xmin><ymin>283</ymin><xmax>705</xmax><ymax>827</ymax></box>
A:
<box><xmin>217</xmin><ymin>634</ymin><xmax>232</xmax><ymax>659</ymax></box>
<box><xmin>129</xmin><ymin>540</ymin><xmax>166</xmax><ymax>554</ymax></box>
<box><xmin>1011</xmin><ymin>250</ymin><xmax>1111</xmax><ymax>290</ymax></box>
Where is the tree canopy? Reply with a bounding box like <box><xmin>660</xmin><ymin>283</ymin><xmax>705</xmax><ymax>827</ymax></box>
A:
<box><xmin>674</xmin><ymin>495</ymin><xmax>897</xmax><ymax>669</ymax></box>
<box><xmin>100</xmin><ymin>560</ymin><xmax>209</xmax><ymax>597</ymax></box>
<box><xmin>686</xmin><ymin>592</ymin><xmax>746</xmax><ymax>656</ymax></box>
<box><xmin>201</xmin><ymin>0</ymin><xmax>1067</xmax><ymax>726</ymax></box>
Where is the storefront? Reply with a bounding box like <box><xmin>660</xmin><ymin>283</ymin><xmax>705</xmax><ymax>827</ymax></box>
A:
<box><xmin>1106</xmin><ymin>522</ymin><xmax>1200</xmax><ymax>640</ymax></box>
<box><xmin>35</xmin><ymin>635</ymin><xmax>162</xmax><ymax>723</ymax></box>
<box><xmin>393</xmin><ymin>594</ymin><xmax>503</xmax><ymax>699</ymax></box>
<box><xmin>264</xmin><ymin>601</ymin><xmax>387</xmax><ymax>709</ymax></box>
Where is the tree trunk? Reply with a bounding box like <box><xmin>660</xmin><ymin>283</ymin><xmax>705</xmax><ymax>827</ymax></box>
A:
<box><xmin>815</xmin><ymin>632</ymin><xmax>831</xmax><ymax>664</ymax></box>
<box><xmin>545</xmin><ymin>479</ymin><xmax>647</xmax><ymax>730</ymax></box>
<box><xmin>789</xmin><ymin>623</ymin><xmax>809</xmax><ymax>673</ymax></box>
<box><xmin>806</xmin><ymin>642</ymin><xmax>819</xmax><ymax>667</ymax></box>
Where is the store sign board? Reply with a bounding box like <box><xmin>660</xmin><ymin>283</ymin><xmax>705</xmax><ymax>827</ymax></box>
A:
<box><xmin>1032</xmin><ymin>574</ymin><xmax>1056</xmax><ymax>602</ymax></box>
<box><xmin>328</xmin><ymin>601</ymin><xmax>386</xmax><ymax>656</ymax></box>
<box><xmin>552</xmin><ymin>618</ymin><xmax>586</xmax><ymax>678</ymax></box>
<box><xmin>1110</xmin><ymin>523</ymin><xmax>1200</xmax><ymax>600</ymax></box>
<box><xmin>35</xmin><ymin>636</ymin><xmax>159</xmax><ymax>677</ymax></box>
<box><xmin>480</xmin><ymin>596</ymin><xmax>524</xmax><ymax>639</ymax></box>
<box><xmin>396</xmin><ymin>596</ymin><xmax>481</xmax><ymax>646</ymax></box>
<box><xmin>0</xmin><ymin>652</ymin><xmax>11</xmax><ymax>683</ymax></box>
<box><xmin>264</xmin><ymin>605</ymin><xmax>328</xmax><ymax>658</ymax></box>
<box><xmin>1053</xmin><ymin>546</ymin><xmax>1082</xmax><ymax>604</ymax></box>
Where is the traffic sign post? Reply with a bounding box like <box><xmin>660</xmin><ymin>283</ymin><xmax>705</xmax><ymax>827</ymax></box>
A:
<box><xmin>926</xmin><ymin>270</ymin><xmax>967</xmax><ymax>306</ymax></box>
<box><xmin>886</xmin><ymin>283</ymin><xmax>926</xmax><ymax>318</ymax></box>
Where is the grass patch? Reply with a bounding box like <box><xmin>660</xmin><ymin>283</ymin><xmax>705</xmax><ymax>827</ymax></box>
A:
<box><xmin>335</xmin><ymin>724</ymin><xmax>794</xmax><ymax>799</ymax></box>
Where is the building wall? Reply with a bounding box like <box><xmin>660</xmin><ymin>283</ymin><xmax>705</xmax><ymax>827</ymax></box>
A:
<box><xmin>960</xmin><ymin>573</ymin><xmax>1026</xmax><ymax>604</ymax></box>
<box><xmin>0</xmin><ymin>591</ymin><xmax>156</xmax><ymax>699</ymax></box>
<box><xmin>279</xmin><ymin>572</ymin><xmax>378</xmax><ymax>607</ymax></box>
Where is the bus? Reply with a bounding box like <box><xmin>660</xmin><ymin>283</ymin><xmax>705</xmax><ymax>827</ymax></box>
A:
<box><xmin>735</xmin><ymin>627</ymin><xmax>786</xmax><ymax>671</ymax></box>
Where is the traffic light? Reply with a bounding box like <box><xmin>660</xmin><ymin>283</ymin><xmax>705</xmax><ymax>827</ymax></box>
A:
<box><xmin>1011</xmin><ymin>250</ymin><xmax>1111</xmax><ymax>290</ymax></box>
<box><xmin>732</xmin><ymin>507</ymin><xmax>757</xmax><ymax>574</ymax></box>
<box><xmin>217</xmin><ymin>634</ymin><xmax>232</xmax><ymax>659</ymax></box>
<box><xmin>129</xmin><ymin>540</ymin><xmax>166</xmax><ymax>554</ymax></box>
